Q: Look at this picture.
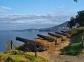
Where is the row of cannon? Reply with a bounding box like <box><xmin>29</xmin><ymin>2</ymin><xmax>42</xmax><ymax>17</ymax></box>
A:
<box><xmin>16</xmin><ymin>31</ymin><xmax>71</xmax><ymax>52</ymax></box>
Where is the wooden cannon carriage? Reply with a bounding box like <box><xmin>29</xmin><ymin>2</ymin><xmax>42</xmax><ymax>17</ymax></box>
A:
<box><xmin>48</xmin><ymin>33</ymin><xmax>62</xmax><ymax>45</ymax></box>
<box><xmin>55</xmin><ymin>32</ymin><xmax>69</xmax><ymax>41</ymax></box>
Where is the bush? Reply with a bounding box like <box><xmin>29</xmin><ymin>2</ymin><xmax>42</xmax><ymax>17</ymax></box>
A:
<box><xmin>61</xmin><ymin>32</ymin><xmax>83</xmax><ymax>55</ymax></box>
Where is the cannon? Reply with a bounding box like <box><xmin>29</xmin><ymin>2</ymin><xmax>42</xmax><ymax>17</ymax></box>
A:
<box><xmin>48</xmin><ymin>33</ymin><xmax>62</xmax><ymax>38</ymax></box>
<box><xmin>61</xmin><ymin>31</ymin><xmax>68</xmax><ymax>33</ymax></box>
<box><xmin>37</xmin><ymin>34</ymin><xmax>55</xmax><ymax>42</ymax></box>
<box><xmin>61</xmin><ymin>30</ymin><xmax>72</xmax><ymax>34</ymax></box>
<box><xmin>16</xmin><ymin>37</ymin><xmax>34</xmax><ymax>43</ymax></box>
<box><xmin>48</xmin><ymin>33</ymin><xmax>62</xmax><ymax>44</ymax></box>
<box><xmin>16</xmin><ymin>37</ymin><xmax>48</xmax><ymax>52</ymax></box>
<box><xmin>55</xmin><ymin>32</ymin><xmax>69</xmax><ymax>41</ymax></box>
<box><xmin>55</xmin><ymin>32</ymin><xmax>65</xmax><ymax>35</ymax></box>
<box><xmin>55</xmin><ymin>32</ymin><xmax>70</xmax><ymax>38</ymax></box>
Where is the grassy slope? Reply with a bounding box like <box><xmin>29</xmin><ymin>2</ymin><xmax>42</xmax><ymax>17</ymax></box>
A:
<box><xmin>61</xmin><ymin>27</ymin><xmax>84</xmax><ymax>55</ymax></box>
<box><xmin>0</xmin><ymin>51</ymin><xmax>48</xmax><ymax>62</ymax></box>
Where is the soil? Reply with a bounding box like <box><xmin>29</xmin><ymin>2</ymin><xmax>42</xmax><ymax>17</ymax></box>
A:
<box><xmin>37</xmin><ymin>39</ymin><xmax>84</xmax><ymax>62</ymax></box>
<box><xmin>27</xmin><ymin>39</ymin><xmax>84</xmax><ymax>62</ymax></box>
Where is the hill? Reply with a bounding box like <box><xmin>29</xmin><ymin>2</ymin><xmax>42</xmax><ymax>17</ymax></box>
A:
<box><xmin>11</xmin><ymin>21</ymin><xmax>69</xmax><ymax>32</ymax></box>
<box><xmin>39</xmin><ymin>21</ymin><xmax>69</xmax><ymax>32</ymax></box>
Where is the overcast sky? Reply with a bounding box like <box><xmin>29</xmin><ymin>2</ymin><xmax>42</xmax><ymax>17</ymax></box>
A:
<box><xmin>0</xmin><ymin>0</ymin><xmax>84</xmax><ymax>30</ymax></box>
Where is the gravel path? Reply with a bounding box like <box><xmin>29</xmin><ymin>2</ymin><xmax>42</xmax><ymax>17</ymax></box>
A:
<box><xmin>35</xmin><ymin>39</ymin><xmax>84</xmax><ymax>62</ymax></box>
<box><xmin>49</xmin><ymin>54</ymin><xmax>84</xmax><ymax>62</ymax></box>
<box><xmin>48</xmin><ymin>39</ymin><xmax>84</xmax><ymax>62</ymax></box>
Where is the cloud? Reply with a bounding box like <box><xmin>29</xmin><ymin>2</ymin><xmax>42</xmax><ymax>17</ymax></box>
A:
<box><xmin>0</xmin><ymin>14</ymin><xmax>74</xmax><ymax>25</ymax></box>
<box><xmin>0</xmin><ymin>14</ymin><xmax>75</xmax><ymax>30</ymax></box>
<box><xmin>0</xmin><ymin>6</ymin><xmax>12</xmax><ymax>11</ymax></box>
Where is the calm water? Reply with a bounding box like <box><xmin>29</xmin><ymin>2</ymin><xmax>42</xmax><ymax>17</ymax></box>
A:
<box><xmin>0</xmin><ymin>31</ymin><xmax>49</xmax><ymax>52</ymax></box>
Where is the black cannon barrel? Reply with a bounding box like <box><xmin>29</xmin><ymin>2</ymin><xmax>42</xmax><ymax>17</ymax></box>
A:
<box><xmin>61</xmin><ymin>31</ymin><xmax>67</xmax><ymax>33</ymax></box>
<box><xmin>55</xmin><ymin>32</ymin><xmax>62</xmax><ymax>34</ymax></box>
<box><xmin>55</xmin><ymin>32</ymin><xmax>70</xmax><ymax>38</ymax></box>
<box><xmin>61</xmin><ymin>31</ymin><xmax>71</xmax><ymax>34</ymax></box>
<box><xmin>16</xmin><ymin>37</ymin><xmax>34</xmax><ymax>43</ymax></box>
<box><xmin>48</xmin><ymin>33</ymin><xmax>62</xmax><ymax>38</ymax></box>
<box><xmin>55</xmin><ymin>32</ymin><xmax>67</xmax><ymax>36</ymax></box>
<box><xmin>37</xmin><ymin>34</ymin><xmax>55</xmax><ymax>42</ymax></box>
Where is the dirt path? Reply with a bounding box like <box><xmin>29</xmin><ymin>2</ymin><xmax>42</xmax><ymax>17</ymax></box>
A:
<box><xmin>49</xmin><ymin>54</ymin><xmax>84</xmax><ymax>62</ymax></box>
<box><xmin>27</xmin><ymin>39</ymin><xmax>84</xmax><ymax>62</ymax></box>
<box><xmin>37</xmin><ymin>39</ymin><xmax>70</xmax><ymax>62</ymax></box>
<box><xmin>48</xmin><ymin>42</ymin><xmax>84</xmax><ymax>62</ymax></box>
<box><xmin>46</xmin><ymin>39</ymin><xmax>84</xmax><ymax>62</ymax></box>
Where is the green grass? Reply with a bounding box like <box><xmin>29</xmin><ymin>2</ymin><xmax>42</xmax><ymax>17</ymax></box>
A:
<box><xmin>0</xmin><ymin>50</ymin><xmax>48</xmax><ymax>62</ymax></box>
<box><xmin>61</xmin><ymin>31</ymin><xmax>83</xmax><ymax>55</ymax></box>
<box><xmin>63</xmin><ymin>43</ymin><xmax>82</xmax><ymax>55</ymax></box>
<box><xmin>25</xmin><ymin>55</ymin><xmax>48</xmax><ymax>62</ymax></box>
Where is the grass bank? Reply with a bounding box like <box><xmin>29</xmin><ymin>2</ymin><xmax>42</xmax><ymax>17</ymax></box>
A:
<box><xmin>0</xmin><ymin>50</ymin><xmax>48</xmax><ymax>62</ymax></box>
<box><xmin>61</xmin><ymin>28</ymin><xmax>84</xmax><ymax>55</ymax></box>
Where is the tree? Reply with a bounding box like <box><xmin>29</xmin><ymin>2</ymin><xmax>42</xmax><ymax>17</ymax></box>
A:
<box><xmin>68</xmin><ymin>10</ymin><xmax>84</xmax><ymax>29</ymax></box>
<box><xmin>76</xmin><ymin>10</ymin><xmax>84</xmax><ymax>26</ymax></box>
<box><xmin>67</xmin><ymin>17</ymin><xmax>76</xmax><ymax>29</ymax></box>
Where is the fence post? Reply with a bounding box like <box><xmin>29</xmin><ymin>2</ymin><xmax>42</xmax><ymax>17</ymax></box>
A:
<box><xmin>10</xmin><ymin>40</ymin><xmax>13</xmax><ymax>50</ymax></box>
<box><xmin>34</xmin><ymin>42</ymin><xmax>37</xmax><ymax>57</ymax></box>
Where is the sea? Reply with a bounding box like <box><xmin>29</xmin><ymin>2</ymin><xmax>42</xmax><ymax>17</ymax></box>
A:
<box><xmin>0</xmin><ymin>30</ymin><xmax>52</xmax><ymax>52</ymax></box>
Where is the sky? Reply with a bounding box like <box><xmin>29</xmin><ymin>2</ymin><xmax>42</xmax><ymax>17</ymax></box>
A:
<box><xmin>0</xmin><ymin>0</ymin><xmax>84</xmax><ymax>30</ymax></box>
